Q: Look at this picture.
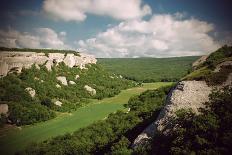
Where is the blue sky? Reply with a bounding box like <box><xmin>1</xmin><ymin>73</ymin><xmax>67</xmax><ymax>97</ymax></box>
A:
<box><xmin>0</xmin><ymin>0</ymin><xmax>231</xmax><ymax>57</ymax></box>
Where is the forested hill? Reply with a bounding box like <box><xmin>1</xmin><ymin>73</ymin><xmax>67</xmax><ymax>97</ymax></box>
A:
<box><xmin>98</xmin><ymin>56</ymin><xmax>199</xmax><ymax>82</ymax></box>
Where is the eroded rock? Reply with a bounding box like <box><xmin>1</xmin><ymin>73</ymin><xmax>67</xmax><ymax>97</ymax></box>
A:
<box><xmin>0</xmin><ymin>51</ymin><xmax>97</xmax><ymax>77</ymax></box>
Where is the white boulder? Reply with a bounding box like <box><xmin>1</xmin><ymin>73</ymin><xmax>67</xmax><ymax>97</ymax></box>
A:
<box><xmin>54</xmin><ymin>101</ymin><xmax>62</xmax><ymax>106</ymax></box>
<box><xmin>84</xmin><ymin>85</ymin><xmax>96</xmax><ymax>95</ymax></box>
<box><xmin>75</xmin><ymin>75</ymin><xmax>80</xmax><ymax>79</ymax></box>
<box><xmin>56</xmin><ymin>76</ymin><xmax>68</xmax><ymax>85</ymax></box>
<box><xmin>69</xmin><ymin>81</ymin><xmax>76</xmax><ymax>85</ymax></box>
<box><xmin>25</xmin><ymin>87</ymin><xmax>36</xmax><ymax>98</ymax></box>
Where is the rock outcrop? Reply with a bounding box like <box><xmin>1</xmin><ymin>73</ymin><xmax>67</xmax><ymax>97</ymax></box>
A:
<box><xmin>0</xmin><ymin>51</ymin><xmax>97</xmax><ymax>77</ymax></box>
<box><xmin>192</xmin><ymin>55</ymin><xmax>208</xmax><ymax>69</ymax></box>
<box><xmin>84</xmin><ymin>85</ymin><xmax>96</xmax><ymax>95</ymax></box>
<box><xmin>133</xmin><ymin>81</ymin><xmax>212</xmax><ymax>147</ymax></box>
<box><xmin>56</xmin><ymin>76</ymin><xmax>68</xmax><ymax>86</ymax></box>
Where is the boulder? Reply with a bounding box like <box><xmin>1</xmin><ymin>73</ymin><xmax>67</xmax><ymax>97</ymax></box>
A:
<box><xmin>69</xmin><ymin>81</ymin><xmax>76</xmax><ymax>85</ymax></box>
<box><xmin>54</xmin><ymin>101</ymin><xmax>62</xmax><ymax>106</ymax></box>
<box><xmin>84</xmin><ymin>85</ymin><xmax>96</xmax><ymax>95</ymax></box>
<box><xmin>56</xmin><ymin>76</ymin><xmax>68</xmax><ymax>85</ymax></box>
<box><xmin>0</xmin><ymin>104</ymin><xmax>8</xmax><ymax>115</ymax></box>
<box><xmin>75</xmin><ymin>75</ymin><xmax>80</xmax><ymax>79</ymax></box>
<box><xmin>25</xmin><ymin>87</ymin><xmax>36</xmax><ymax>98</ymax></box>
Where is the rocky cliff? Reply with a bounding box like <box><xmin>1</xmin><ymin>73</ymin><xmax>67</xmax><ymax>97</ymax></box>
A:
<box><xmin>133</xmin><ymin>46</ymin><xmax>232</xmax><ymax>148</ymax></box>
<box><xmin>0</xmin><ymin>51</ymin><xmax>97</xmax><ymax>77</ymax></box>
<box><xmin>133</xmin><ymin>81</ymin><xmax>212</xmax><ymax>147</ymax></box>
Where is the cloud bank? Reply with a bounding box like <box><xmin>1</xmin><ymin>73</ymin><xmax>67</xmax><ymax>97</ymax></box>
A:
<box><xmin>77</xmin><ymin>14</ymin><xmax>221</xmax><ymax>57</ymax></box>
<box><xmin>43</xmin><ymin>0</ymin><xmax>151</xmax><ymax>21</ymax></box>
<box><xmin>0</xmin><ymin>28</ymin><xmax>69</xmax><ymax>49</ymax></box>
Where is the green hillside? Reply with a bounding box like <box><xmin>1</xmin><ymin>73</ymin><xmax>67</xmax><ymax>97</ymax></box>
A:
<box><xmin>98</xmin><ymin>56</ymin><xmax>199</xmax><ymax>82</ymax></box>
<box><xmin>0</xmin><ymin>63</ymin><xmax>135</xmax><ymax>126</ymax></box>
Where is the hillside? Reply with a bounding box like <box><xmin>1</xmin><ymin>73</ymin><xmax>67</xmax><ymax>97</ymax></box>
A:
<box><xmin>0</xmin><ymin>49</ymin><xmax>136</xmax><ymax>126</ymax></box>
<box><xmin>98</xmin><ymin>56</ymin><xmax>199</xmax><ymax>82</ymax></box>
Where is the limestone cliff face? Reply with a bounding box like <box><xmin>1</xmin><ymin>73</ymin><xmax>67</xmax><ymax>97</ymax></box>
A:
<box><xmin>0</xmin><ymin>51</ymin><xmax>97</xmax><ymax>77</ymax></box>
<box><xmin>133</xmin><ymin>81</ymin><xmax>212</xmax><ymax>147</ymax></box>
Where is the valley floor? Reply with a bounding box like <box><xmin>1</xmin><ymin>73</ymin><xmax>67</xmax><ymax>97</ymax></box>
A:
<box><xmin>0</xmin><ymin>82</ymin><xmax>172</xmax><ymax>155</ymax></box>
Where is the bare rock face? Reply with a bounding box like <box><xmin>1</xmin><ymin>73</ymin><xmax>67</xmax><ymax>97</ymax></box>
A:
<box><xmin>0</xmin><ymin>51</ymin><xmax>97</xmax><ymax>77</ymax></box>
<box><xmin>0</xmin><ymin>104</ymin><xmax>8</xmax><ymax>115</ymax></box>
<box><xmin>133</xmin><ymin>81</ymin><xmax>212</xmax><ymax>148</ymax></box>
<box><xmin>192</xmin><ymin>55</ymin><xmax>208</xmax><ymax>69</ymax></box>
<box><xmin>84</xmin><ymin>85</ymin><xmax>96</xmax><ymax>95</ymax></box>
<box><xmin>56</xmin><ymin>76</ymin><xmax>68</xmax><ymax>86</ymax></box>
<box><xmin>25</xmin><ymin>87</ymin><xmax>36</xmax><ymax>98</ymax></box>
<box><xmin>214</xmin><ymin>61</ymin><xmax>232</xmax><ymax>72</ymax></box>
<box><xmin>63</xmin><ymin>54</ymin><xmax>76</xmax><ymax>67</ymax></box>
<box><xmin>45</xmin><ymin>60</ymin><xmax>53</xmax><ymax>71</ymax></box>
<box><xmin>54</xmin><ymin>101</ymin><xmax>62</xmax><ymax>106</ymax></box>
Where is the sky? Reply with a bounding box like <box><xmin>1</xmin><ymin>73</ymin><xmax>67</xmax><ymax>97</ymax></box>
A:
<box><xmin>0</xmin><ymin>0</ymin><xmax>231</xmax><ymax>58</ymax></box>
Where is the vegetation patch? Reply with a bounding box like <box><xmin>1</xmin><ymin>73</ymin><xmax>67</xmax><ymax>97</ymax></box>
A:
<box><xmin>17</xmin><ymin>84</ymin><xmax>174</xmax><ymax>155</ymax></box>
<box><xmin>98</xmin><ymin>56</ymin><xmax>199</xmax><ymax>82</ymax></box>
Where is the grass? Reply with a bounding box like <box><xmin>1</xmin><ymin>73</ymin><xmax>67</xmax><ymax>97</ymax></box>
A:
<box><xmin>98</xmin><ymin>57</ymin><xmax>199</xmax><ymax>82</ymax></box>
<box><xmin>0</xmin><ymin>82</ymin><xmax>173</xmax><ymax>155</ymax></box>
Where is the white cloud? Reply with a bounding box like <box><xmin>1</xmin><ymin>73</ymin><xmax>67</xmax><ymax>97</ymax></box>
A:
<box><xmin>77</xmin><ymin>14</ymin><xmax>221</xmax><ymax>57</ymax></box>
<box><xmin>43</xmin><ymin>0</ymin><xmax>151</xmax><ymax>21</ymax></box>
<box><xmin>0</xmin><ymin>28</ymin><xmax>69</xmax><ymax>49</ymax></box>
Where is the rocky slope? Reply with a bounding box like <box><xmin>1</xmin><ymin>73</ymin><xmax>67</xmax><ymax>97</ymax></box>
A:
<box><xmin>133</xmin><ymin>46</ymin><xmax>232</xmax><ymax>148</ymax></box>
<box><xmin>0</xmin><ymin>51</ymin><xmax>96</xmax><ymax>77</ymax></box>
<box><xmin>133</xmin><ymin>80</ymin><xmax>212</xmax><ymax>147</ymax></box>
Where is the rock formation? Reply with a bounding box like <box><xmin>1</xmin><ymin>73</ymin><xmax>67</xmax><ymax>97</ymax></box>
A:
<box><xmin>84</xmin><ymin>85</ymin><xmax>96</xmax><ymax>95</ymax></box>
<box><xmin>0</xmin><ymin>51</ymin><xmax>97</xmax><ymax>77</ymax></box>
<box><xmin>69</xmin><ymin>81</ymin><xmax>76</xmax><ymax>85</ymax></box>
<box><xmin>56</xmin><ymin>76</ymin><xmax>68</xmax><ymax>86</ymax></box>
<box><xmin>133</xmin><ymin>81</ymin><xmax>212</xmax><ymax>147</ymax></box>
